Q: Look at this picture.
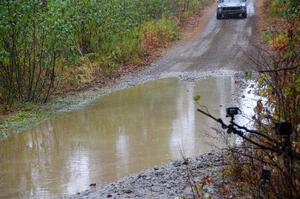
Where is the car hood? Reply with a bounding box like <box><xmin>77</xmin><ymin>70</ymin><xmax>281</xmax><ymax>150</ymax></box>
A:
<box><xmin>218</xmin><ymin>2</ymin><xmax>246</xmax><ymax>7</ymax></box>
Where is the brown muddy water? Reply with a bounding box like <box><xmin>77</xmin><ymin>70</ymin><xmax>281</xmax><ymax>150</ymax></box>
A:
<box><xmin>0</xmin><ymin>76</ymin><xmax>256</xmax><ymax>199</ymax></box>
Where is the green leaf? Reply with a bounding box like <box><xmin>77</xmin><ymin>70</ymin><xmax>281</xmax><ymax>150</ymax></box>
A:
<box><xmin>244</xmin><ymin>70</ymin><xmax>252</xmax><ymax>78</ymax></box>
<box><xmin>258</xmin><ymin>78</ymin><xmax>264</xmax><ymax>88</ymax></box>
<box><xmin>295</xmin><ymin>76</ymin><xmax>300</xmax><ymax>83</ymax></box>
<box><xmin>193</xmin><ymin>95</ymin><xmax>201</xmax><ymax>102</ymax></box>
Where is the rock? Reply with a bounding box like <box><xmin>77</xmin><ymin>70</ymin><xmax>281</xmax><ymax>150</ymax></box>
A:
<box><xmin>182</xmin><ymin>159</ymin><xmax>189</xmax><ymax>165</ymax></box>
<box><xmin>123</xmin><ymin>189</ymin><xmax>133</xmax><ymax>194</ymax></box>
<box><xmin>138</xmin><ymin>173</ymin><xmax>146</xmax><ymax>178</ymax></box>
<box><xmin>172</xmin><ymin>160</ymin><xmax>181</xmax><ymax>167</ymax></box>
<box><xmin>196</xmin><ymin>156</ymin><xmax>203</xmax><ymax>161</ymax></box>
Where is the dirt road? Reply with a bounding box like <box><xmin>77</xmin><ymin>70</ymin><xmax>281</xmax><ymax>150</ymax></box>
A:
<box><xmin>152</xmin><ymin>0</ymin><xmax>257</xmax><ymax>74</ymax></box>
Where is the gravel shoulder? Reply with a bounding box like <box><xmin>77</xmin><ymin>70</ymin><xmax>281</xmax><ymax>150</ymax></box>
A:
<box><xmin>65</xmin><ymin>152</ymin><xmax>229</xmax><ymax>199</ymax></box>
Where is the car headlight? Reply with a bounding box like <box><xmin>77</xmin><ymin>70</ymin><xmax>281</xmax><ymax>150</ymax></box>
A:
<box><xmin>218</xmin><ymin>7</ymin><xmax>222</xmax><ymax>12</ymax></box>
<box><xmin>241</xmin><ymin>6</ymin><xmax>246</xmax><ymax>11</ymax></box>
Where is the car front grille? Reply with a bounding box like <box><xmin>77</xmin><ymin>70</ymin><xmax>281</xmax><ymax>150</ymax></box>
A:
<box><xmin>223</xmin><ymin>7</ymin><xmax>241</xmax><ymax>11</ymax></box>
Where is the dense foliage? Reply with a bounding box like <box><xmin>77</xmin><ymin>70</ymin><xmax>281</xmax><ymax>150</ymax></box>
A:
<box><xmin>0</xmin><ymin>0</ymin><xmax>210</xmax><ymax>106</ymax></box>
<box><xmin>227</xmin><ymin>0</ymin><xmax>300</xmax><ymax>198</ymax></box>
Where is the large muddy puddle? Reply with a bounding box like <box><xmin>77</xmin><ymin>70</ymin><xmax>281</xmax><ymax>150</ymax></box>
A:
<box><xmin>0</xmin><ymin>76</ymin><xmax>255</xmax><ymax>198</ymax></box>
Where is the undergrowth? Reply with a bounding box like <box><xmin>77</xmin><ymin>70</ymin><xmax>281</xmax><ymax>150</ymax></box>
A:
<box><xmin>0</xmin><ymin>0</ymin><xmax>212</xmax><ymax>107</ymax></box>
<box><xmin>222</xmin><ymin>1</ymin><xmax>300</xmax><ymax>198</ymax></box>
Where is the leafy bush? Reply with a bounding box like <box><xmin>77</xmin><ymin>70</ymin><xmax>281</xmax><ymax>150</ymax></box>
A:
<box><xmin>0</xmin><ymin>0</ymin><xmax>209</xmax><ymax>106</ymax></box>
<box><xmin>0</xmin><ymin>0</ymin><xmax>75</xmax><ymax>104</ymax></box>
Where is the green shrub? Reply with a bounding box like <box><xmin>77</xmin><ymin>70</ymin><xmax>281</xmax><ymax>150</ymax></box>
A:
<box><xmin>0</xmin><ymin>0</ymin><xmax>208</xmax><ymax>105</ymax></box>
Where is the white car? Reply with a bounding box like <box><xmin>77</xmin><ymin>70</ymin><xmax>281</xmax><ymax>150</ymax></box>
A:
<box><xmin>216</xmin><ymin>0</ymin><xmax>247</xmax><ymax>19</ymax></box>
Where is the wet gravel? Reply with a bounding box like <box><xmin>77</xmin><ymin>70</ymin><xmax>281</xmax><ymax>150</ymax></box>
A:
<box><xmin>65</xmin><ymin>151</ymin><xmax>229</xmax><ymax>199</ymax></box>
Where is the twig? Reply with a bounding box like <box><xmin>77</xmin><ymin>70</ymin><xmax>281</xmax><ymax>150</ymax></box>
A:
<box><xmin>258</xmin><ymin>65</ymin><xmax>300</xmax><ymax>73</ymax></box>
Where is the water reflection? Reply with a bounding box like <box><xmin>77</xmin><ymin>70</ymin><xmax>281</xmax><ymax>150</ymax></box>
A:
<box><xmin>0</xmin><ymin>76</ymin><xmax>254</xmax><ymax>199</ymax></box>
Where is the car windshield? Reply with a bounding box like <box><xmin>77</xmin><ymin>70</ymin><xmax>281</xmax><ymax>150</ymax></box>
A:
<box><xmin>219</xmin><ymin>0</ymin><xmax>245</xmax><ymax>3</ymax></box>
